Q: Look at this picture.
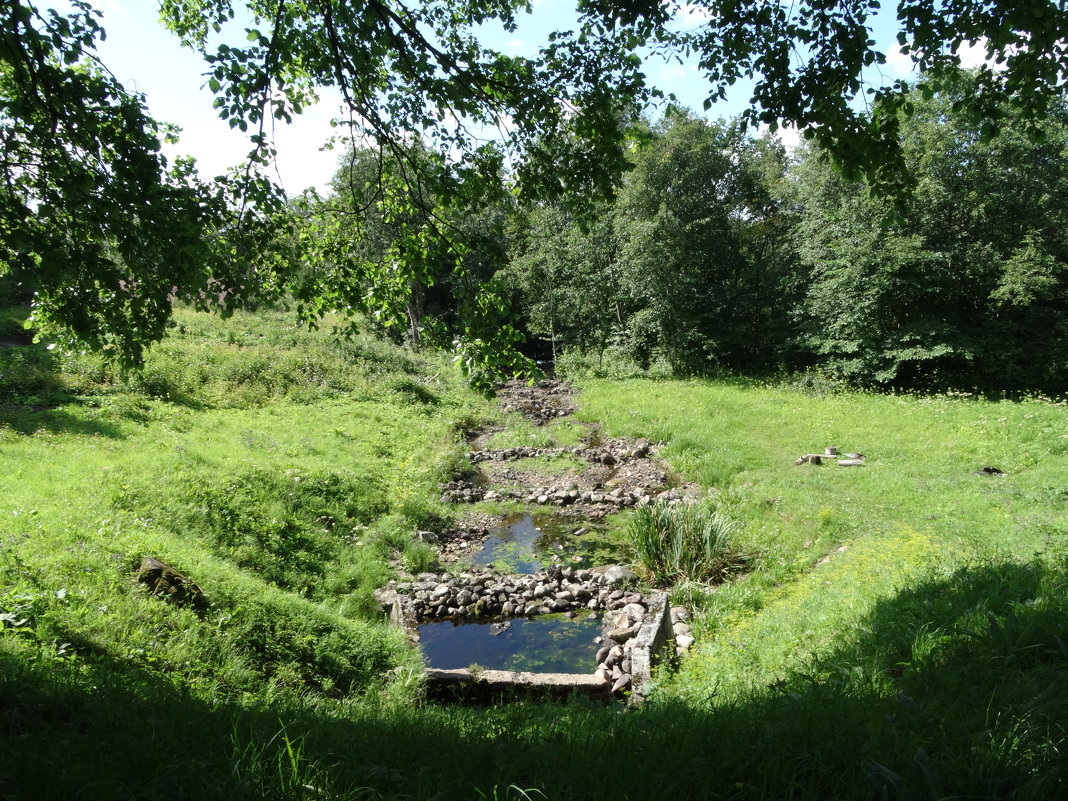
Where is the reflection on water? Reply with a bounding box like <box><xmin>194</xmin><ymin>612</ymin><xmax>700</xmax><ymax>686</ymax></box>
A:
<box><xmin>471</xmin><ymin>515</ymin><xmax>562</xmax><ymax>573</ymax></box>
<box><xmin>471</xmin><ymin>514</ymin><xmax>616</xmax><ymax>573</ymax></box>
<box><xmin>419</xmin><ymin>613</ymin><xmax>602</xmax><ymax>673</ymax></box>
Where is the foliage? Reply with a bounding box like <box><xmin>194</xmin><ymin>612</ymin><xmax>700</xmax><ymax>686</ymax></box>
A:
<box><xmin>8</xmin><ymin>0</ymin><xmax>1068</xmax><ymax>383</ymax></box>
<box><xmin>504</xmin><ymin>111</ymin><xmax>799</xmax><ymax>375</ymax></box>
<box><xmin>615</xmin><ymin>110</ymin><xmax>798</xmax><ymax>373</ymax></box>
<box><xmin>0</xmin><ymin>1</ymin><xmax>292</xmax><ymax>367</ymax></box>
<box><xmin>627</xmin><ymin>501</ymin><xmax>747</xmax><ymax>585</ymax></box>
<box><xmin>503</xmin><ymin>202</ymin><xmax>624</xmax><ymax>363</ymax></box>
<box><xmin>791</xmin><ymin>72</ymin><xmax>1068</xmax><ymax>392</ymax></box>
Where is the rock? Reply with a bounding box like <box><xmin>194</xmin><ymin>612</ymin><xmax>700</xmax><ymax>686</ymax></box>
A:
<box><xmin>620</xmin><ymin>602</ymin><xmax>646</xmax><ymax>623</ymax></box>
<box><xmin>673</xmin><ymin>622</ymin><xmax>692</xmax><ymax>637</ymax></box>
<box><xmin>137</xmin><ymin>557</ymin><xmax>205</xmax><ymax>609</ymax></box>
<box><xmin>675</xmin><ymin>634</ymin><xmax>695</xmax><ymax>650</ymax></box>
<box><xmin>606</xmin><ymin>625</ymin><xmax>638</xmax><ymax>643</ymax></box>
<box><xmin>670</xmin><ymin>606</ymin><xmax>690</xmax><ymax>622</ymax></box>
<box><xmin>602</xmin><ymin>568</ymin><xmax>632</xmax><ymax>585</ymax></box>
<box><xmin>611</xmin><ymin>674</ymin><xmax>632</xmax><ymax>694</ymax></box>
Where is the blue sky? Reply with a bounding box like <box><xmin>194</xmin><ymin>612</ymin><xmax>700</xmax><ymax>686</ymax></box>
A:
<box><xmin>70</xmin><ymin>1</ymin><xmax>951</xmax><ymax>194</ymax></box>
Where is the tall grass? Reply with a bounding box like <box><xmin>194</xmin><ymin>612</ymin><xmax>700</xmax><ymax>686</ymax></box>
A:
<box><xmin>628</xmin><ymin>501</ymin><xmax>747</xmax><ymax>585</ymax></box>
<box><xmin>4</xmin><ymin>307</ymin><xmax>1068</xmax><ymax>800</ymax></box>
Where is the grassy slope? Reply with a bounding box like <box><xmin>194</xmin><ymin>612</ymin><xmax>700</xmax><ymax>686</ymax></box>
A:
<box><xmin>3</xmin><ymin>317</ymin><xmax>1067</xmax><ymax>800</ymax></box>
<box><xmin>575</xmin><ymin>377</ymin><xmax>1068</xmax><ymax>797</ymax></box>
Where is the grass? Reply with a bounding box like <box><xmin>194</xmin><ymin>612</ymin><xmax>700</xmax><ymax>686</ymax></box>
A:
<box><xmin>2</xmin><ymin>318</ymin><xmax>1067</xmax><ymax>800</ymax></box>
<box><xmin>628</xmin><ymin>501</ymin><xmax>747</xmax><ymax>585</ymax></box>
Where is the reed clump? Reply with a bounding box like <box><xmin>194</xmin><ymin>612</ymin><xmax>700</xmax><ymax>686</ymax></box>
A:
<box><xmin>628</xmin><ymin>501</ymin><xmax>747</xmax><ymax>585</ymax></box>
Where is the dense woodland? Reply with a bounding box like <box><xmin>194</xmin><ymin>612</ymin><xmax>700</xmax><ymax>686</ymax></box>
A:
<box><xmin>311</xmin><ymin>72</ymin><xmax>1068</xmax><ymax>395</ymax></box>
<box><xmin>4</xmin><ymin>0</ymin><xmax>1068</xmax><ymax>395</ymax></box>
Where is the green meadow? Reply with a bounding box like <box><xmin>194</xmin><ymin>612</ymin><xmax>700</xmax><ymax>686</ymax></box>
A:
<box><xmin>2</xmin><ymin>309</ymin><xmax>1066</xmax><ymax>799</ymax></box>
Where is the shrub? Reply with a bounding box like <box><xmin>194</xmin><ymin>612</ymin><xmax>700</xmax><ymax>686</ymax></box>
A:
<box><xmin>628</xmin><ymin>501</ymin><xmax>747</xmax><ymax>585</ymax></box>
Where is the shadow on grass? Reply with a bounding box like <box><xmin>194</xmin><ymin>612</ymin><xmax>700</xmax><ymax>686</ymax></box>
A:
<box><xmin>1</xmin><ymin>558</ymin><xmax>1066</xmax><ymax>800</ymax></box>
<box><xmin>0</xmin><ymin>404</ymin><xmax>126</xmax><ymax>438</ymax></box>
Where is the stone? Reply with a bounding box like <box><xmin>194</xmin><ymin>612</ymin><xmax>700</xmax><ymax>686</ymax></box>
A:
<box><xmin>675</xmin><ymin>634</ymin><xmax>695</xmax><ymax>650</ymax></box>
<box><xmin>137</xmin><ymin>557</ymin><xmax>205</xmax><ymax>609</ymax></box>
<box><xmin>611</xmin><ymin>674</ymin><xmax>632</xmax><ymax>694</ymax></box>
<box><xmin>670</xmin><ymin>606</ymin><xmax>690</xmax><ymax>623</ymax></box>
<box><xmin>673</xmin><ymin>622</ymin><xmax>693</xmax><ymax>637</ymax></box>
<box><xmin>606</xmin><ymin>625</ymin><xmax>638</xmax><ymax>643</ymax></box>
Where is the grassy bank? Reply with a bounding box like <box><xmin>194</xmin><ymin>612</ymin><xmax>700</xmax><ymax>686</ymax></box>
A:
<box><xmin>2</xmin><ymin>318</ymin><xmax>1066</xmax><ymax>799</ymax></box>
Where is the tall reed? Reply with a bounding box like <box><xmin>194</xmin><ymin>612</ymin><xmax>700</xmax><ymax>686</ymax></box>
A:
<box><xmin>628</xmin><ymin>501</ymin><xmax>745</xmax><ymax>585</ymax></box>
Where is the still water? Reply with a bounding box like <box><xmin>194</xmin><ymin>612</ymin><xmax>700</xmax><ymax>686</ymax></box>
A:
<box><xmin>419</xmin><ymin>613</ymin><xmax>602</xmax><ymax>673</ymax></box>
<box><xmin>470</xmin><ymin>514</ymin><xmax>617</xmax><ymax>573</ymax></box>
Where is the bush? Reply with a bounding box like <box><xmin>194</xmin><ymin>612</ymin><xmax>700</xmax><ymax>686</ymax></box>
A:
<box><xmin>628</xmin><ymin>501</ymin><xmax>747</xmax><ymax>585</ymax></box>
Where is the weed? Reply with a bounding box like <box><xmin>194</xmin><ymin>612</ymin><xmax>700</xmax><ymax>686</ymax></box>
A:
<box><xmin>628</xmin><ymin>501</ymin><xmax>747</xmax><ymax>585</ymax></box>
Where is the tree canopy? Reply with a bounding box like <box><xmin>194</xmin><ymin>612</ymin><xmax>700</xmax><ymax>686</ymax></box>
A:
<box><xmin>4</xmin><ymin>0</ymin><xmax>1068</xmax><ymax>378</ymax></box>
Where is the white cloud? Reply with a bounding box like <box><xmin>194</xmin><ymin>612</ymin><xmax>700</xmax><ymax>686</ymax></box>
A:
<box><xmin>956</xmin><ymin>37</ymin><xmax>1000</xmax><ymax>70</ymax></box>
<box><xmin>505</xmin><ymin>38</ymin><xmax>534</xmax><ymax>57</ymax></box>
<box><xmin>673</xmin><ymin>3</ymin><xmax>715</xmax><ymax>27</ymax></box>
<box><xmin>775</xmin><ymin>123</ymin><xmax>803</xmax><ymax>153</ymax></box>
<box><xmin>884</xmin><ymin>43</ymin><xmax>916</xmax><ymax>78</ymax></box>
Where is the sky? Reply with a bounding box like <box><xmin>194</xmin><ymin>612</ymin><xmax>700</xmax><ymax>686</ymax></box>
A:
<box><xmin>69</xmin><ymin>0</ymin><xmax>960</xmax><ymax>195</ymax></box>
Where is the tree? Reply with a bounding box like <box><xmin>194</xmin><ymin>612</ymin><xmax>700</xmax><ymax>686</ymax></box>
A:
<box><xmin>0</xmin><ymin>0</ymin><xmax>296</xmax><ymax>365</ymax></box>
<box><xmin>287</xmin><ymin>142</ymin><xmax>533</xmax><ymax>389</ymax></box>
<box><xmin>614</xmin><ymin>110</ymin><xmax>797</xmax><ymax>373</ymax></box>
<box><xmin>791</xmin><ymin>70</ymin><xmax>1068</xmax><ymax>392</ymax></box>
<box><xmin>6</xmin><ymin>0</ymin><xmax>1068</xmax><ymax>376</ymax></box>
<box><xmin>503</xmin><ymin>202</ymin><xmax>625</xmax><ymax>364</ymax></box>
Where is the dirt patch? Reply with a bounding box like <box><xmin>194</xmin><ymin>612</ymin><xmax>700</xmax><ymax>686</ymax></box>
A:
<box><xmin>436</xmin><ymin>379</ymin><xmax>706</xmax><ymax>561</ymax></box>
